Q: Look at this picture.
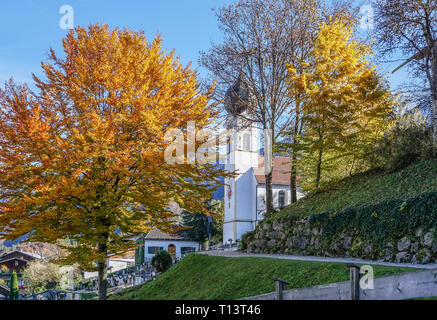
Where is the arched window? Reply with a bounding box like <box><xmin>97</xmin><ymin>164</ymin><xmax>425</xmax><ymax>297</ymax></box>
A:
<box><xmin>278</xmin><ymin>190</ymin><xmax>285</xmax><ymax>208</ymax></box>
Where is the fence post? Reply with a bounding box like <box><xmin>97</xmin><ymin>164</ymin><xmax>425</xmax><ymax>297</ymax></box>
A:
<box><xmin>272</xmin><ymin>278</ymin><xmax>290</xmax><ymax>300</ymax></box>
<box><xmin>347</xmin><ymin>264</ymin><xmax>361</xmax><ymax>300</ymax></box>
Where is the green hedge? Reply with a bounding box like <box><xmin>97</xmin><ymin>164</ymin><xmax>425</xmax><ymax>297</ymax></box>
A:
<box><xmin>310</xmin><ymin>191</ymin><xmax>437</xmax><ymax>247</ymax></box>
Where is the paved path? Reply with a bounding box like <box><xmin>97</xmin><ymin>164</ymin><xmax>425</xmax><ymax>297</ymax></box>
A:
<box><xmin>198</xmin><ymin>250</ymin><xmax>437</xmax><ymax>270</ymax></box>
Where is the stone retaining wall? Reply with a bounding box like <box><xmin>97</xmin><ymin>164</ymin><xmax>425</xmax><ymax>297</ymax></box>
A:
<box><xmin>242</xmin><ymin>217</ymin><xmax>437</xmax><ymax>264</ymax></box>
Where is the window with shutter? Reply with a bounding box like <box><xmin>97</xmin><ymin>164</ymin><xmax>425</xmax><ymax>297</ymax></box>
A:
<box><xmin>148</xmin><ymin>246</ymin><xmax>163</xmax><ymax>254</ymax></box>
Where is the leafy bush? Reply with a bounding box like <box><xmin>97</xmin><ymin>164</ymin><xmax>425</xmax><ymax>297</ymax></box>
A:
<box><xmin>310</xmin><ymin>191</ymin><xmax>437</xmax><ymax>247</ymax></box>
<box><xmin>80</xmin><ymin>292</ymin><xmax>97</xmax><ymax>300</ymax></box>
<box><xmin>151</xmin><ymin>250</ymin><xmax>173</xmax><ymax>273</ymax></box>
<box><xmin>22</xmin><ymin>261</ymin><xmax>62</xmax><ymax>294</ymax></box>
<box><xmin>373</xmin><ymin>112</ymin><xmax>433</xmax><ymax>172</ymax></box>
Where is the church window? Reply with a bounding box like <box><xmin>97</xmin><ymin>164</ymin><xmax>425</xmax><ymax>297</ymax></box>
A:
<box><xmin>278</xmin><ymin>190</ymin><xmax>285</xmax><ymax>208</ymax></box>
<box><xmin>243</xmin><ymin>133</ymin><xmax>251</xmax><ymax>151</ymax></box>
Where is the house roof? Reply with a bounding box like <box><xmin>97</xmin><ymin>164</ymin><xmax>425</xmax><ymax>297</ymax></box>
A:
<box><xmin>254</xmin><ymin>156</ymin><xmax>291</xmax><ymax>186</ymax></box>
<box><xmin>0</xmin><ymin>284</ymin><xmax>9</xmax><ymax>297</ymax></box>
<box><xmin>144</xmin><ymin>228</ymin><xmax>192</xmax><ymax>241</ymax></box>
<box><xmin>0</xmin><ymin>250</ymin><xmax>41</xmax><ymax>262</ymax></box>
<box><xmin>0</xmin><ymin>257</ymin><xmax>31</xmax><ymax>264</ymax></box>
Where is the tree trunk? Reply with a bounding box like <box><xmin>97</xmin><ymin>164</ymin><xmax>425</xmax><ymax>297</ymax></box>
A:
<box><xmin>315</xmin><ymin>148</ymin><xmax>322</xmax><ymax>189</ymax></box>
<box><xmin>290</xmin><ymin>99</ymin><xmax>301</xmax><ymax>204</ymax></box>
<box><xmin>290</xmin><ymin>151</ymin><xmax>298</xmax><ymax>204</ymax></box>
<box><xmin>265</xmin><ymin>171</ymin><xmax>274</xmax><ymax>216</ymax></box>
<box><xmin>432</xmin><ymin>45</ymin><xmax>437</xmax><ymax>155</ymax></box>
<box><xmin>264</xmin><ymin>127</ymin><xmax>275</xmax><ymax>216</ymax></box>
<box><xmin>432</xmin><ymin>96</ymin><xmax>437</xmax><ymax>155</ymax></box>
<box><xmin>97</xmin><ymin>243</ymin><xmax>108</xmax><ymax>300</ymax></box>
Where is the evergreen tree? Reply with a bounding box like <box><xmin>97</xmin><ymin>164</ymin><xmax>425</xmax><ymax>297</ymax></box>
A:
<box><xmin>182</xmin><ymin>200</ymin><xmax>224</xmax><ymax>248</ymax></box>
<box><xmin>9</xmin><ymin>272</ymin><xmax>19</xmax><ymax>300</ymax></box>
<box><xmin>134</xmin><ymin>237</ymin><xmax>145</xmax><ymax>265</ymax></box>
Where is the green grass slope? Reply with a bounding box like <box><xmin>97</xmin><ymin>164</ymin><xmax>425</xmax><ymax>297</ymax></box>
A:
<box><xmin>274</xmin><ymin>159</ymin><xmax>437</xmax><ymax>220</ymax></box>
<box><xmin>109</xmin><ymin>254</ymin><xmax>415</xmax><ymax>300</ymax></box>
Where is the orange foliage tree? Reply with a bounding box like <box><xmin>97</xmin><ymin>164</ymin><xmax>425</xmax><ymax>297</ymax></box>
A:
<box><xmin>0</xmin><ymin>25</ymin><xmax>227</xmax><ymax>299</ymax></box>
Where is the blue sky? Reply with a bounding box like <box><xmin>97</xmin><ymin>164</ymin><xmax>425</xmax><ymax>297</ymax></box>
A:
<box><xmin>0</xmin><ymin>0</ymin><xmax>409</xmax><ymax>91</ymax></box>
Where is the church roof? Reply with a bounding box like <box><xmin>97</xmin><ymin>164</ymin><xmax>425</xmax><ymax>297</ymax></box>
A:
<box><xmin>225</xmin><ymin>75</ymin><xmax>250</xmax><ymax>115</ymax></box>
<box><xmin>254</xmin><ymin>156</ymin><xmax>291</xmax><ymax>186</ymax></box>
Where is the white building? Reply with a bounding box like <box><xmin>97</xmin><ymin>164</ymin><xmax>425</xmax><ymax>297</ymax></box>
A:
<box><xmin>144</xmin><ymin>228</ymin><xmax>198</xmax><ymax>261</ymax></box>
<box><xmin>222</xmin><ymin>77</ymin><xmax>303</xmax><ymax>244</ymax></box>
<box><xmin>83</xmin><ymin>258</ymin><xmax>135</xmax><ymax>279</ymax></box>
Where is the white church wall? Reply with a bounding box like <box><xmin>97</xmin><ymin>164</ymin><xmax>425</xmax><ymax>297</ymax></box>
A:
<box><xmin>236</xmin><ymin>169</ymin><xmax>256</xmax><ymax>221</ymax></box>
<box><xmin>236</xmin><ymin>221</ymin><xmax>255</xmax><ymax>243</ymax></box>
<box><xmin>223</xmin><ymin>223</ymin><xmax>234</xmax><ymax>245</ymax></box>
<box><xmin>224</xmin><ymin>178</ymin><xmax>234</xmax><ymax>222</ymax></box>
<box><xmin>234</xmin><ymin>151</ymin><xmax>259</xmax><ymax>175</ymax></box>
<box><xmin>256</xmin><ymin>184</ymin><xmax>294</xmax><ymax>220</ymax></box>
<box><xmin>224</xmin><ymin>168</ymin><xmax>258</xmax><ymax>243</ymax></box>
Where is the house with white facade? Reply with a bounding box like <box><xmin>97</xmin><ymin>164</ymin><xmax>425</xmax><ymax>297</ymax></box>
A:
<box><xmin>144</xmin><ymin>228</ymin><xmax>198</xmax><ymax>261</ymax></box>
<box><xmin>222</xmin><ymin>77</ymin><xmax>304</xmax><ymax>244</ymax></box>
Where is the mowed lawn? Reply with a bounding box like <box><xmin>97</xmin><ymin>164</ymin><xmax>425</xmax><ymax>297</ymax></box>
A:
<box><xmin>109</xmin><ymin>254</ymin><xmax>416</xmax><ymax>300</ymax></box>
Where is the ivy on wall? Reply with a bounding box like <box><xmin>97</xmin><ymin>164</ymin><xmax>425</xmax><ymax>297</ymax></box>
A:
<box><xmin>309</xmin><ymin>191</ymin><xmax>437</xmax><ymax>247</ymax></box>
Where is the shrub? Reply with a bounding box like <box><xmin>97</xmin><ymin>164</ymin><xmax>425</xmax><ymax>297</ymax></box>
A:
<box><xmin>22</xmin><ymin>261</ymin><xmax>62</xmax><ymax>294</ymax></box>
<box><xmin>373</xmin><ymin>112</ymin><xmax>433</xmax><ymax>172</ymax></box>
<box><xmin>80</xmin><ymin>292</ymin><xmax>97</xmax><ymax>300</ymax></box>
<box><xmin>151</xmin><ymin>250</ymin><xmax>173</xmax><ymax>273</ymax></box>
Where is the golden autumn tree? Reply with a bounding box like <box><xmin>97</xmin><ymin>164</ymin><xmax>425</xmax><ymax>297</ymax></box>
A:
<box><xmin>286</xmin><ymin>16</ymin><xmax>395</xmax><ymax>189</ymax></box>
<box><xmin>0</xmin><ymin>25</ymin><xmax>228</xmax><ymax>299</ymax></box>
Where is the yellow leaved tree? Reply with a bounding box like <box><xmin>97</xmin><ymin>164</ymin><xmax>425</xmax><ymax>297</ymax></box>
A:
<box><xmin>287</xmin><ymin>15</ymin><xmax>395</xmax><ymax>189</ymax></box>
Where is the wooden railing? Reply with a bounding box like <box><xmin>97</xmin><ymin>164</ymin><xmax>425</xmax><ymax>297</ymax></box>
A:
<box><xmin>242</xmin><ymin>265</ymin><xmax>437</xmax><ymax>300</ymax></box>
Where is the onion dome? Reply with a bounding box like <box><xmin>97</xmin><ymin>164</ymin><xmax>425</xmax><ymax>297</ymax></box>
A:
<box><xmin>224</xmin><ymin>75</ymin><xmax>249</xmax><ymax>115</ymax></box>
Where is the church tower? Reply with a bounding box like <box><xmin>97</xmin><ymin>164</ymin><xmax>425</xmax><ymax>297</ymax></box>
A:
<box><xmin>223</xmin><ymin>76</ymin><xmax>260</xmax><ymax>244</ymax></box>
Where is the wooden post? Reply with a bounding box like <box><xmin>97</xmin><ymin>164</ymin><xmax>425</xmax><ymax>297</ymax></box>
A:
<box><xmin>272</xmin><ymin>278</ymin><xmax>290</xmax><ymax>300</ymax></box>
<box><xmin>347</xmin><ymin>264</ymin><xmax>361</xmax><ymax>300</ymax></box>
